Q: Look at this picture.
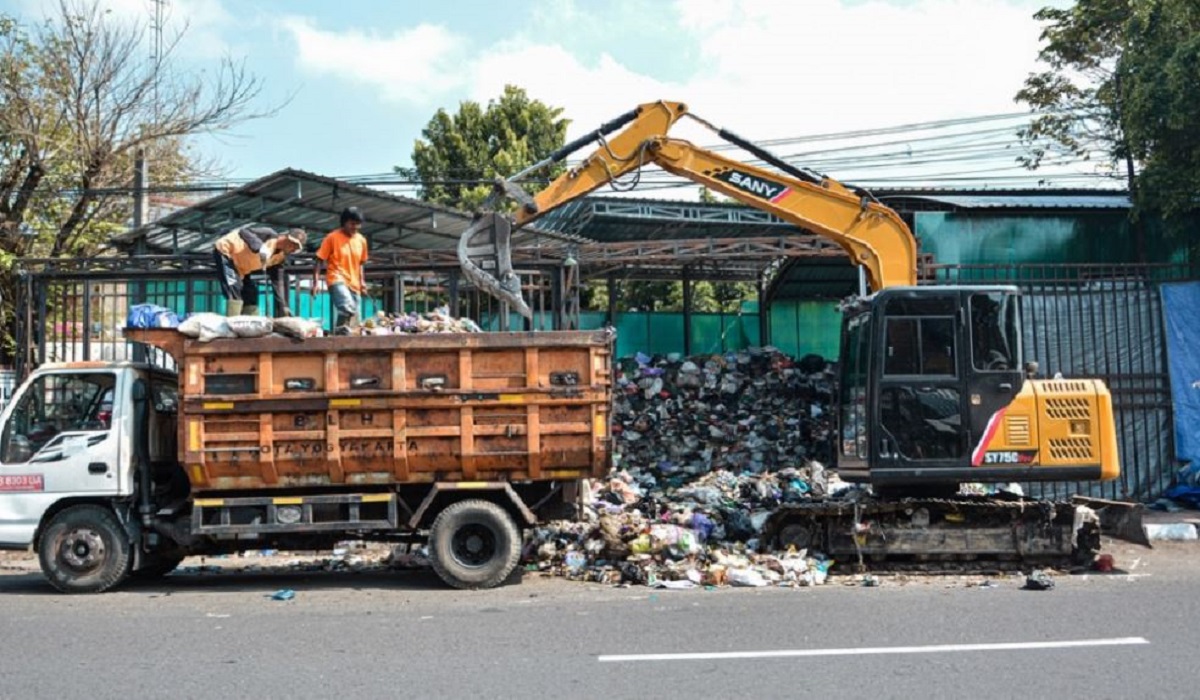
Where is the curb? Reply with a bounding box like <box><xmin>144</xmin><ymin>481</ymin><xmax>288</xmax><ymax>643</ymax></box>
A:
<box><xmin>1145</xmin><ymin>521</ymin><xmax>1200</xmax><ymax>541</ymax></box>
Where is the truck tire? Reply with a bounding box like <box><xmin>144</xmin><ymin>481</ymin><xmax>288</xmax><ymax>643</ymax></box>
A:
<box><xmin>38</xmin><ymin>505</ymin><xmax>132</xmax><ymax>594</ymax></box>
<box><xmin>429</xmin><ymin>499</ymin><xmax>521</xmax><ymax>590</ymax></box>
<box><xmin>131</xmin><ymin>552</ymin><xmax>186</xmax><ymax>579</ymax></box>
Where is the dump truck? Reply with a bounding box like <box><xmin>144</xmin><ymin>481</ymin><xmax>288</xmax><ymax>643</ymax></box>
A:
<box><xmin>0</xmin><ymin>328</ymin><xmax>613</xmax><ymax>592</ymax></box>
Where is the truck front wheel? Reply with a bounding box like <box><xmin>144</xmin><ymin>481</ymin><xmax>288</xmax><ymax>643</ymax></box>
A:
<box><xmin>38</xmin><ymin>505</ymin><xmax>132</xmax><ymax>594</ymax></box>
<box><xmin>429</xmin><ymin>499</ymin><xmax>521</xmax><ymax>590</ymax></box>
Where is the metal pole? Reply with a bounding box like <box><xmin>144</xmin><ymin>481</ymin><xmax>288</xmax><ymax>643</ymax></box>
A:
<box><xmin>131</xmin><ymin>151</ymin><xmax>148</xmax><ymax>363</ymax></box>
<box><xmin>758</xmin><ymin>278</ymin><xmax>770</xmax><ymax>347</ymax></box>
<box><xmin>606</xmin><ymin>273</ymin><xmax>617</xmax><ymax>326</ymax></box>
<box><xmin>682</xmin><ymin>267</ymin><xmax>693</xmax><ymax>356</ymax></box>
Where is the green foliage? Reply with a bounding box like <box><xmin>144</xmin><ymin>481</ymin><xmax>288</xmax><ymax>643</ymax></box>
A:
<box><xmin>1019</xmin><ymin>0</ymin><xmax>1200</xmax><ymax>241</ymax></box>
<box><xmin>408</xmin><ymin>85</ymin><xmax>570</xmax><ymax>211</ymax></box>
<box><xmin>0</xmin><ymin>1</ymin><xmax>269</xmax><ymax>361</ymax></box>
<box><xmin>581</xmin><ymin>278</ymin><xmax>756</xmax><ymax>313</ymax></box>
<box><xmin>1015</xmin><ymin>0</ymin><xmax>1133</xmax><ymax>177</ymax></box>
<box><xmin>1118</xmin><ymin>0</ymin><xmax>1200</xmax><ymax>223</ymax></box>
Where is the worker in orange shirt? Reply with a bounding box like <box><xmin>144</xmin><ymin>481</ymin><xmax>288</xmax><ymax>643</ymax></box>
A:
<box><xmin>314</xmin><ymin>207</ymin><xmax>369</xmax><ymax>333</ymax></box>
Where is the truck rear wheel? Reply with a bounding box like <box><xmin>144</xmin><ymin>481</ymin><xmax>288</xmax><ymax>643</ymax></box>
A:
<box><xmin>38</xmin><ymin>505</ymin><xmax>131</xmax><ymax>594</ymax></box>
<box><xmin>429</xmin><ymin>499</ymin><xmax>521</xmax><ymax>590</ymax></box>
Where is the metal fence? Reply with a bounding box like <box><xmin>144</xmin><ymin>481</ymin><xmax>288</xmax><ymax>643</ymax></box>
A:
<box><xmin>927</xmin><ymin>262</ymin><xmax>1200</xmax><ymax>502</ymax></box>
<box><xmin>13</xmin><ymin>258</ymin><xmax>1197</xmax><ymax>501</ymax></box>
<box><xmin>12</xmin><ymin>256</ymin><xmax>577</xmax><ymax>379</ymax></box>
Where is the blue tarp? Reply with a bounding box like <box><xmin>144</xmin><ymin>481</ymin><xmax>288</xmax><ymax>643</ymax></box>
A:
<box><xmin>1162</xmin><ymin>282</ymin><xmax>1200</xmax><ymax>463</ymax></box>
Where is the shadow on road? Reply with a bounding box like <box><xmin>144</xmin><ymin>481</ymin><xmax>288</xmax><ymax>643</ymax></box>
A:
<box><xmin>0</xmin><ymin>565</ymin><xmax>528</xmax><ymax>596</ymax></box>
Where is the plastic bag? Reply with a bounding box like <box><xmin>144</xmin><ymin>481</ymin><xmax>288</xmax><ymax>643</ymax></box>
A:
<box><xmin>126</xmin><ymin>303</ymin><xmax>180</xmax><ymax>329</ymax></box>
<box><xmin>727</xmin><ymin>568</ymin><xmax>768</xmax><ymax>587</ymax></box>
<box><xmin>273</xmin><ymin>317</ymin><xmax>324</xmax><ymax>339</ymax></box>
<box><xmin>226</xmin><ymin>316</ymin><xmax>273</xmax><ymax>338</ymax></box>
<box><xmin>178</xmin><ymin>313</ymin><xmax>236</xmax><ymax>343</ymax></box>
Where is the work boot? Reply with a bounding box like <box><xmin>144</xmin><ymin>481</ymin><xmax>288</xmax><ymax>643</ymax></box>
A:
<box><xmin>225</xmin><ymin>299</ymin><xmax>243</xmax><ymax>317</ymax></box>
<box><xmin>241</xmin><ymin>305</ymin><xmax>259</xmax><ymax>316</ymax></box>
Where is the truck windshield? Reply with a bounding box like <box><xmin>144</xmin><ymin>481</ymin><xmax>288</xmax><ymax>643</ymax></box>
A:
<box><xmin>1</xmin><ymin>372</ymin><xmax>116</xmax><ymax>464</ymax></box>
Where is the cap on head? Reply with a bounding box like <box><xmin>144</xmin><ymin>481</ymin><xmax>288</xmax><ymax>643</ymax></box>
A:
<box><xmin>283</xmin><ymin>228</ymin><xmax>307</xmax><ymax>249</ymax></box>
<box><xmin>340</xmin><ymin>207</ymin><xmax>364</xmax><ymax>225</ymax></box>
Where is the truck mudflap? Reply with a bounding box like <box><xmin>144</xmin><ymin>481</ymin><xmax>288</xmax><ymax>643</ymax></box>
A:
<box><xmin>762</xmin><ymin>496</ymin><xmax>1106</xmax><ymax>573</ymax></box>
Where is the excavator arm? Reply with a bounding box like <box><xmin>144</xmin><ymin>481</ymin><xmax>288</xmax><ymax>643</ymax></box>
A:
<box><xmin>459</xmin><ymin>101</ymin><xmax>917</xmax><ymax>316</ymax></box>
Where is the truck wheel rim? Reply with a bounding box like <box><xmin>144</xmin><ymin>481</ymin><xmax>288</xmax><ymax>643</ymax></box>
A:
<box><xmin>60</xmin><ymin>528</ymin><xmax>106</xmax><ymax>572</ymax></box>
<box><xmin>452</xmin><ymin>524</ymin><xmax>496</xmax><ymax>567</ymax></box>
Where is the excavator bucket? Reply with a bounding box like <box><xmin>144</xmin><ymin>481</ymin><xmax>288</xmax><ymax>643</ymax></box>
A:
<box><xmin>457</xmin><ymin>211</ymin><xmax>533</xmax><ymax>319</ymax></box>
<box><xmin>1072</xmin><ymin>496</ymin><xmax>1151</xmax><ymax>547</ymax></box>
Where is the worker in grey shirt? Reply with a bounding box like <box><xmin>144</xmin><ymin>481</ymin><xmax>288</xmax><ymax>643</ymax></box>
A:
<box><xmin>213</xmin><ymin>226</ymin><xmax>307</xmax><ymax>316</ymax></box>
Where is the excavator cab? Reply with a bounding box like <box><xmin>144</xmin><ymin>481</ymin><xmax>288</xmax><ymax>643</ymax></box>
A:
<box><xmin>837</xmin><ymin>286</ymin><xmax>1025</xmax><ymax>487</ymax></box>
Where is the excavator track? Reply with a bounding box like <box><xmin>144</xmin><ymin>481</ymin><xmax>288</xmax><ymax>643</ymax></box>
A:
<box><xmin>762</xmin><ymin>496</ymin><xmax>1100</xmax><ymax>574</ymax></box>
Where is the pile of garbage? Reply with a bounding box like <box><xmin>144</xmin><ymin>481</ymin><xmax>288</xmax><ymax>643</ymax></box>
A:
<box><xmin>167</xmin><ymin>307</ymin><xmax>483</xmax><ymax>342</ymax></box>
<box><xmin>526</xmin><ymin>347</ymin><xmax>851</xmax><ymax>587</ymax></box>
<box><xmin>353</xmin><ymin>308</ymin><xmax>482</xmax><ymax>335</ymax></box>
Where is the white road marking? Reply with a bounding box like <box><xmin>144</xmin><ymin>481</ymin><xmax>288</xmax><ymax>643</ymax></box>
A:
<box><xmin>598</xmin><ymin>637</ymin><xmax>1149</xmax><ymax>663</ymax></box>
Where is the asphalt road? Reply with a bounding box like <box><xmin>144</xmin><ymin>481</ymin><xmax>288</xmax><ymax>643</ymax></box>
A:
<box><xmin>0</xmin><ymin>539</ymin><xmax>1194</xmax><ymax>700</ymax></box>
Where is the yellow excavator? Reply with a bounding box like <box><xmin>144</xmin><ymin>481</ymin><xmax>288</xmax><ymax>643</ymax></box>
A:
<box><xmin>460</xmin><ymin>100</ymin><xmax>1146</xmax><ymax>568</ymax></box>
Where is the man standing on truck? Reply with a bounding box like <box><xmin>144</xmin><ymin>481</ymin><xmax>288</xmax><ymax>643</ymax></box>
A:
<box><xmin>314</xmin><ymin>207</ymin><xmax>370</xmax><ymax>334</ymax></box>
<box><xmin>213</xmin><ymin>226</ymin><xmax>307</xmax><ymax>317</ymax></box>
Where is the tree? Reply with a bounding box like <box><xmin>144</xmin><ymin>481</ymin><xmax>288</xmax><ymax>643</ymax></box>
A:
<box><xmin>1015</xmin><ymin>0</ymin><xmax>1135</xmax><ymax>188</ymax></box>
<box><xmin>1018</xmin><ymin>0</ymin><xmax>1200</xmax><ymax>247</ymax></box>
<box><xmin>0</xmin><ymin>1</ymin><xmax>273</xmax><ymax>356</ymax></box>
<box><xmin>408</xmin><ymin>85</ymin><xmax>570</xmax><ymax>211</ymax></box>
<box><xmin>1117</xmin><ymin>0</ymin><xmax>1200</xmax><ymax>225</ymax></box>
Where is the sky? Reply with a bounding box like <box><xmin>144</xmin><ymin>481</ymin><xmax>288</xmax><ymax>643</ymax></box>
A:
<box><xmin>4</xmin><ymin>0</ymin><xmax>1094</xmax><ymax>196</ymax></box>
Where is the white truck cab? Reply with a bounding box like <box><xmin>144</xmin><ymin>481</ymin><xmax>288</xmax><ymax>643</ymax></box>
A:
<box><xmin>0</xmin><ymin>363</ymin><xmax>179</xmax><ymax>590</ymax></box>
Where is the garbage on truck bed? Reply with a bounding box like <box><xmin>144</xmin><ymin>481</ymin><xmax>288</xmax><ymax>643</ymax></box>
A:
<box><xmin>174</xmin><ymin>307</ymin><xmax>482</xmax><ymax>342</ymax></box>
<box><xmin>524</xmin><ymin>347</ymin><xmax>848</xmax><ymax>587</ymax></box>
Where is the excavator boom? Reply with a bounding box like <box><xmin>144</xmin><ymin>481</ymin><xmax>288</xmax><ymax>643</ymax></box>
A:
<box><xmin>458</xmin><ymin>101</ymin><xmax>915</xmax><ymax>317</ymax></box>
<box><xmin>514</xmin><ymin>101</ymin><xmax>916</xmax><ymax>290</ymax></box>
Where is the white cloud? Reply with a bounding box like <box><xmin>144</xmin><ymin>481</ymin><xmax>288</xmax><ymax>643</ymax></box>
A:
<box><xmin>278</xmin><ymin>0</ymin><xmax>1069</xmax><ymax>191</ymax></box>
<box><xmin>280</xmin><ymin>16</ymin><xmax>466</xmax><ymax>104</ymax></box>
<box><xmin>669</xmin><ymin>0</ymin><xmax>1045</xmax><ymax>133</ymax></box>
<box><xmin>281</xmin><ymin>0</ymin><xmax>1047</xmax><ymax>134</ymax></box>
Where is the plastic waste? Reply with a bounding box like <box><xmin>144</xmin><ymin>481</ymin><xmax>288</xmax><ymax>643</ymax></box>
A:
<box><xmin>269</xmin><ymin>589</ymin><xmax>296</xmax><ymax>601</ymax></box>
<box><xmin>178</xmin><ymin>313</ymin><xmax>236</xmax><ymax>342</ymax></box>
<box><xmin>727</xmin><ymin>568</ymin><xmax>769</xmax><ymax>587</ymax></box>
<box><xmin>273</xmin><ymin>317</ymin><xmax>324</xmax><ymax>339</ymax></box>
<box><xmin>564</xmin><ymin>551</ymin><xmax>587</xmax><ymax>573</ymax></box>
<box><xmin>226</xmin><ymin>315</ymin><xmax>274</xmax><ymax>338</ymax></box>
<box><xmin>126</xmin><ymin>303</ymin><xmax>180</xmax><ymax>329</ymax></box>
<box><xmin>1023</xmin><ymin>570</ymin><xmax>1055</xmax><ymax>591</ymax></box>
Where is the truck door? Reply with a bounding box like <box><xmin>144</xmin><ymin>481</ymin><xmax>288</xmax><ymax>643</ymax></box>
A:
<box><xmin>0</xmin><ymin>371</ymin><xmax>122</xmax><ymax>545</ymax></box>
<box><xmin>873</xmin><ymin>292</ymin><xmax>967</xmax><ymax>478</ymax></box>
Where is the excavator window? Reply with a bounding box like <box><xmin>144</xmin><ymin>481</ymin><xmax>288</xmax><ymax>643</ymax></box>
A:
<box><xmin>883</xmin><ymin>317</ymin><xmax>956</xmax><ymax>377</ymax></box>
<box><xmin>970</xmin><ymin>292</ymin><xmax>1020</xmax><ymax>371</ymax></box>
<box><xmin>839</xmin><ymin>314</ymin><xmax>871</xmax><ymax>460</ymax></box>
<box><xmin>879</xmin><ymin>386</ymin><xmax>965</xmax><ymax>460</ymax></box>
